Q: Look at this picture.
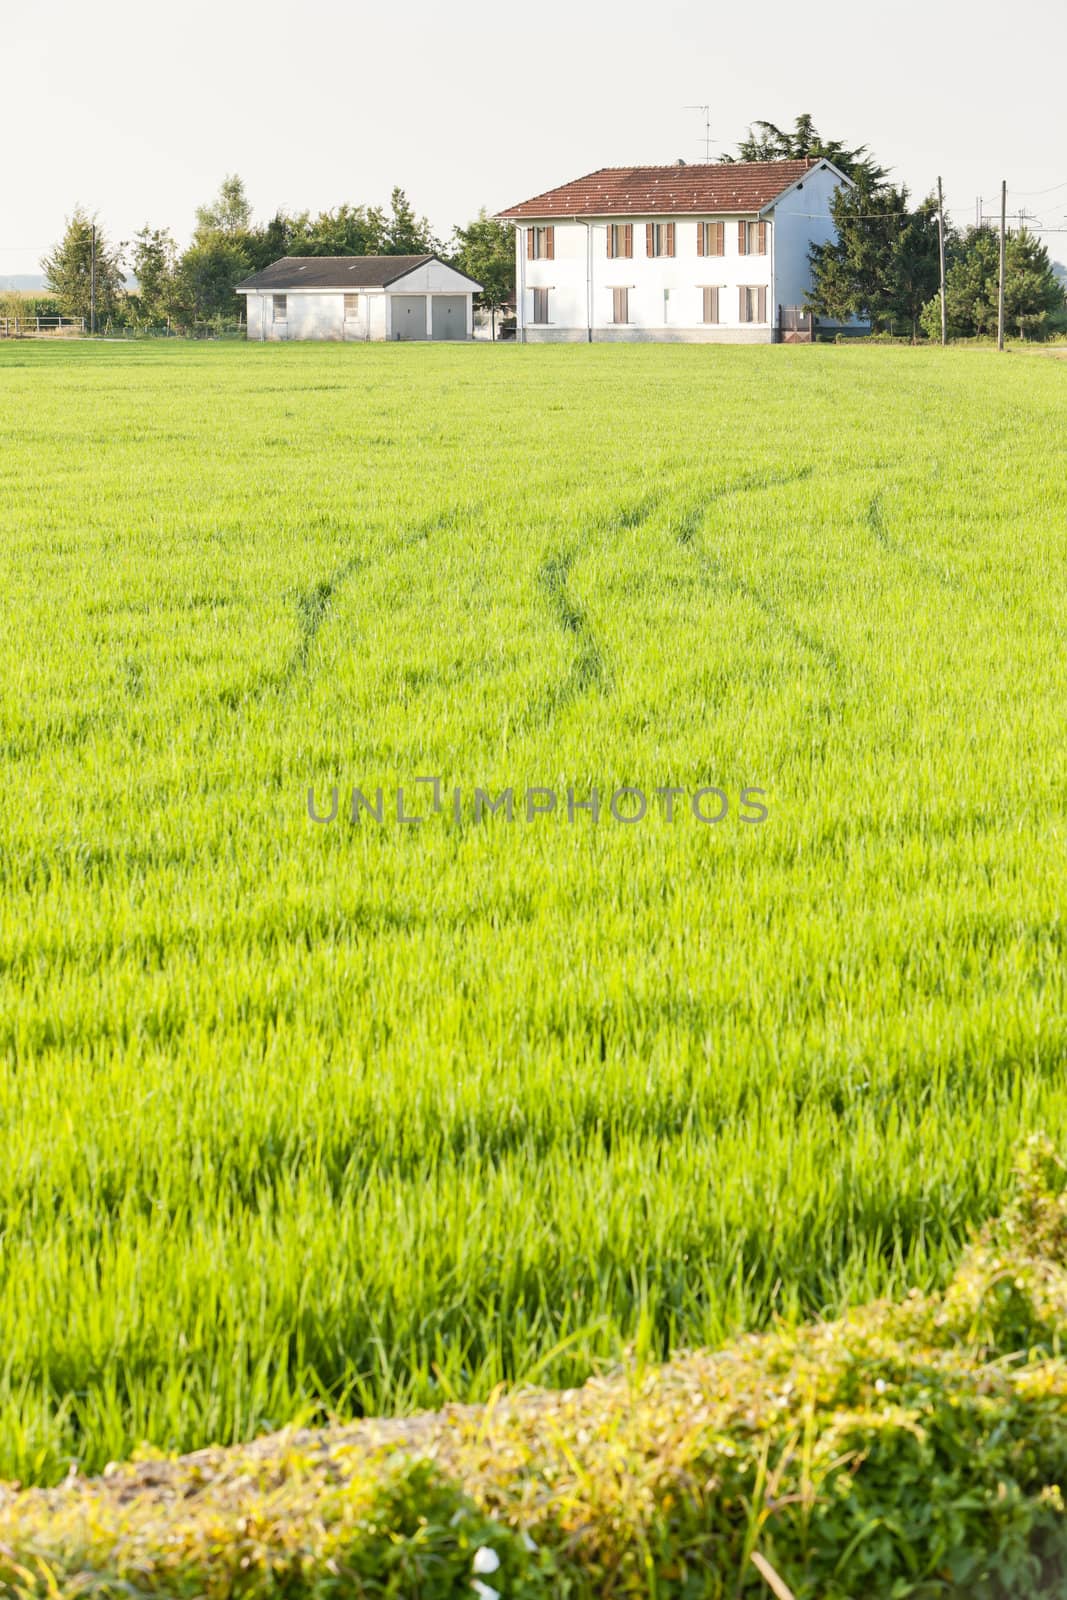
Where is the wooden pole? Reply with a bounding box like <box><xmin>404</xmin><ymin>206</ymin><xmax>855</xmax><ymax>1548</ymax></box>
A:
<box><xmin>90</xmin><ymin>223</ymin><xmax>97</xmax><ymax>336</ymax></box>
<box><xmin>937</xmin><ymin>176</ymin><xmax>947</xmax><ymax>346</ymax></box>
<box><xmin>997</xmin><ymin>181</ymin><xmax>1006</xmax><ymax>351</ymax></box>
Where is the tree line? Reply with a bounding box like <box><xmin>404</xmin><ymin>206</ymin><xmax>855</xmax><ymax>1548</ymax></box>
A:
<box><xmin>729</xmin><ymin>115</ymin><xmax>1065</xmax><ymax>340</ymax></box>
<box><xmin>40</xmin><ymin>120</ymin><xmax>1066</xmax><ymax>338</ymax></box>
<box><xmin>41</xmin><ymin>176</ymin><xmax>515</xmax><ymax>330</ymax></box>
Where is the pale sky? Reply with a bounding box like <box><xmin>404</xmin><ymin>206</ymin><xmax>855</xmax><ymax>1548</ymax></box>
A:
<box><xmin>3</xmin><ymin>0</ymin><xmax>1066</xmax><ymax>279</ymax></box>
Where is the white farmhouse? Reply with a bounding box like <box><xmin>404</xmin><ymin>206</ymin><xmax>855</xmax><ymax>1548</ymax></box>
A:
<box><xmin>236</xmin><ymin>255</ymin><xmax>482</xmax><ymax>341</ymax></box>
<box><xmin>498</xmin><ymin>159</ymin><xmax>852</xmax><ymax>342</ymax></box>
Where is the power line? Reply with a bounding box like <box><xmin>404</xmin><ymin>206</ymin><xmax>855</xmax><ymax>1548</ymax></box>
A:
<box><xmin>1010</xmin><ymin>178</ymin><xmax>1067</xmax><ymax>196</ymax></box>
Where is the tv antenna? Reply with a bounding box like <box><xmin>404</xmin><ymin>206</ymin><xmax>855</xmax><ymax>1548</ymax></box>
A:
<box><xmin>685</xmin><ymin>104</ymin><xmax>713</xmax><ymax>163</ymax></box>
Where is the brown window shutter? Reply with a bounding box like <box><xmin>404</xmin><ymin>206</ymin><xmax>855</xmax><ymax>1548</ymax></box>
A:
<box><xmin>757</xmin><ymin>221</ymin><xmax>767</xmax><ymax>255</ymax></box>
<box><xmin>697</xmin><ymin>222</ymin><xmax>704</xmax><ymax>257</ymax></box>
<box><xmin>739</xmin><ymin>286</ymin><xmax>747</xmax><ymax>322</ymax></box>
<box><xmin>526</xmin><ymin>228</ymin><xmax>534</xmax><ymax>260</ymax></box>
<box><xmin>606</xmin><ymin>225</ymin><xmax>614</xmax><ymax>260</ymax></box>
<box><xmin>546</xmin><ymin>226</ymin><xmax>554</xmax><ymax>260</ymax></box>
<box><xmin>711</xmin><ymin>286</ymin><xmax>719</xmax><ymax>324</ymax></box>
<box><xmin>624</xmin><ymin>223</ymin><xmax>632</xmax><ymax>257</ymax></box>
<box><xmin>757</xmin><ymin>286</ymin><xmax>767</xmax><ymax>322</ymax></box>
<box><xmin>738</xmin><ymin>221</ymin><xmax>748</xmax><ymax>255</ymax></box>
<box><xmin>715</xmin><ymin>222</ymin><xmax>724</xmax><ymax>256</ymax></box>
<box><xmin>646</xmin><ymin>222</ymin><xmax>654</xmax><ymax>256</ymax></box>
<box><xmin>667</xmin><ymin>222</ymin><xmax>675</xmax><ymax>257</ymax></box>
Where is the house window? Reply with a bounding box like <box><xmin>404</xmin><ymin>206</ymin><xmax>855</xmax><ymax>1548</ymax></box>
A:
<box><xmin>272</xmin><ymin>294</ymin><xmax>287</xmax><ymax>321</ymax></box>
<box><xmin>702</xmin><ymin>286</ymin><xmax>720</xmax><ymax>324</ymax></box>
<box><xmin>739</xmin><ymin>286</ymin><xmax>768</xmax><ymax>323</ymax></box>
<box><xmin>612</xmin><ymin>287</ymin><xmax>629</xmax><ymax>324</ymax></box>
<box><xmin>532</xmin><ymin>287</ymin><xmax>550</xmax><ymax>324</ymax></box>
<box><xmin>737</xmin><ymin>221</ymin><xmax>768</xmax><ymax>255</ymax></box>
<box><xmin>606</xmin><ymin>223</ymin><xmax>633</xmax><ymax>259</ymax></box>
<box><xmin>527</xmin><ymin>226</ymin><xmax>555</xmax><ymax>260</ymax></box>
<box><xmin>646</xmin><ymin>222</ymin><xmax>675</xmax><ymax>257</ymax></box>
<box><xmin>343</xmin><ymin>293</ymin><xmax>361</xmax><ymax>319</ymax></box>
<box><xmin>698</xmin><ymin>222</ymin><xmax>725</xmax><ymax>257</ymax></box>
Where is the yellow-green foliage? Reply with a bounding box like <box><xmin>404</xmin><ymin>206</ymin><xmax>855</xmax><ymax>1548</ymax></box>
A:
<box><xmin>6</xmin><ymin>1139</ymin><xmax>1067</xmax><ymax>1599</ymax></box>
<box><xmin>2</xmin><ymin>341</ymin><xmax>1067</xmax><ymax>1488</ymax></box>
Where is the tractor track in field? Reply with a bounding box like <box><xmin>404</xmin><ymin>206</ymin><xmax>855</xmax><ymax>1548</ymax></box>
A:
<box><xmin>673</xmin><ymin>465</ymin><xmax>814</xmax><ymax>546</ymax></box>
<box><xmin>530</xmin><ymin>491</ymin><xmax>666</xmax><ymax>726</ymax></box>
<box><xmin>217</xmin><ymin>555</ymin><xmax>368</xmax><ymax>710</ymax></box>
<box><xmin>865</xmin><ymin>493</ymin><xmax>963</xmax><ymax>592</ymax></box>
<box><xmin>673</xmin><ymin>466</ymin><xmax>845</xmax><ymax>680</ymax></box>
<box><xmin>216</xmin><ymin>503</ymin><xmax>485</xmax><ymax>711</ymax></box>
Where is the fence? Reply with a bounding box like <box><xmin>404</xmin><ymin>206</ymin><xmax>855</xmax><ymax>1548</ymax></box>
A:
<box><xmin>0</xmin><ymin>316</ymin><xmax>85</xmax><ymax>337</ymax></box>
<box><xmin>0</xmin><ymin>318</ymin><xmax>246</xmax><ymax>339</ymax></box>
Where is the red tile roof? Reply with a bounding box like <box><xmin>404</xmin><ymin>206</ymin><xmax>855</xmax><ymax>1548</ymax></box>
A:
<box><xmin>498</xmin><ymin>159</ymin><xmax>823</xmax><ymax>220</ymax></box>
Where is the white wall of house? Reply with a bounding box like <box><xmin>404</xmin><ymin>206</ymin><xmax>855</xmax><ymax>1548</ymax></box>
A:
<box><xmin>246</xmin><ymin>294</ymin><xmax>264</xmax><ymax>340</ymax></box>
<box><xmin>241</xmin><ymin>263</ymin><xmax>476</xmax><ymax>342</ymax></box>
<box><xmin>514</xmin><ymin>169</ymin><xmax>845</xmax><ymax>342</ymax></box>
<box><xmin>517</xmin><ymin>217</ymin><xmax>775</xmax><ymax>342</ymax></box>
<box><xmin>367</xmin><ymin>294</ymin><xmax>389</xmax><ymax>340</ymax></box>
<box><xmin>769</xmin><ymin>164</ymin><xmax>841</xmax><ymax>314</ymax></box>
<box><xmin>382</xmin><ymin>259</ymin><xmax>476</xmax><ymax>295</ymax></box>
<box><xmin>244</xmin><ymin>289</ymin><xmax>379</xmax><ymax>340</ymax></box>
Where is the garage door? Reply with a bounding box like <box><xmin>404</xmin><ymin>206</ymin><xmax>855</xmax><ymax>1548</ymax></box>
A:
<box><xmin>391</xmin><ymin>296</ymin><xmax>426</xmax><ymax>340</ymax></box>
<box><xmin>432</xmin><ymin>296</ymin><xmax>466</xmax><ymax>340</ymax></box>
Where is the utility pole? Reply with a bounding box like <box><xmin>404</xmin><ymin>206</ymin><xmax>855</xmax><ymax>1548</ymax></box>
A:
<box><xmin>90</xmin><ymin>222</ymin><xmax>97</xmax><ymax>336</ymax></box>
<box><xmin>997</xmin><ymin>180</ymin><xmax>1006</xmax><ymax>351</ymax></box>
<box><xmin>937</xmin><ymin>176</ymin><xmax>947</xmax><ymax>346</ymax></box>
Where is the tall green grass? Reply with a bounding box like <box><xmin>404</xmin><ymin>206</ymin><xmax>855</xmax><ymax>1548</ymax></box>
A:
<box><xmin>1</xmin><ymin>340</ymin><xmax>1066</xmax><ymax>1485</ymax></box>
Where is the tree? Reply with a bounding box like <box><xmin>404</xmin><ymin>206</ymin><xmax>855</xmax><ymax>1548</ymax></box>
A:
<box><xmin>240</xmin><ymin>212</ymin><xmax>299</xmax><ymax>272</ymax></box>
<box><xmin>919</xmin><ymin>227</ymin><xmax>998</xmax><ymax>340</ymax></box>
<box><xmin>809</xmin><ymin>178</ymin><xmax>940</xmax><ymax>337</ymax></box>
<box><xmin>451</xmin><ymin>210</ymin><xmax>514</xmax><ymax>337</ymax></box>
<box><xmin>127</xmin><ymin>226</ymin><xmax>179</xmax><ymax>326</ymax></box>
<box><xmin>174</xmin><ymin>238</ymin><xmax>251</xmax><ymax>325</ymax></box>
<box><xmin>176</xmin><ymin>175</ymin><xmax>260</xmax><ymax>324</ymax></box>
<box><xmin>920</xmin><ymin>225</ymin><xmax>1065</xmax><ymax>341</ymax></box>
<box><xmin>194</xmin><ymin>174</ymin><xmax>253</xmax><ymax>242</ymax></box>
<box><xmin>725</xmin><ymin>114</ymin><xmax>886</xmax><ymax>184</ymax></box>
<box><xmin>885</xmin><ymin>196</ymin><xmax>942</xmax><ymax>341</ymax></box>
<box><xmin>42</xmin><ymin>208</ymin><xmax>125</xmax><ymax>324</ymax></box>
<box><xmin>288</xmin><ymin>203</ymin><xmax>387</xmax><ymax>258</ymax></box>
<box><xmin>1005</xmin><ymin>228</ymin><xmax>1065</xmax><ymax>338</ymax></box>
<box><xmin>381</xmin><ymin>187</ymin><xmax>438</xmax><ymax>255</ymax></box>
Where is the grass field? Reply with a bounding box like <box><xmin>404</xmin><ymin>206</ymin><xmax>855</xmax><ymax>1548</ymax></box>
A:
<box><xmin>2</xmin><ymin>339</ymin><xmax>1066</xmax><ymax>1489</ymax></box>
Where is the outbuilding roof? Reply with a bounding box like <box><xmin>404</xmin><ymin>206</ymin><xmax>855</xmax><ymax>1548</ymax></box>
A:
<box><xmin>498</xmin><ymin>159</ymin><xmax>827</xmax><ymax>219</ymax></box>
<box><xmin>235</xmin><ymin>254</ymin><xmax>478</xmax><ymax>291</ymax></box>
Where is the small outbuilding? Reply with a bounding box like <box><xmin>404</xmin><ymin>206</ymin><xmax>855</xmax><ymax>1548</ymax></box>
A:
<box><xmin>236</xmin><ymin>255</ymin><xmax>482</xmax><ymax>342</ymax></box>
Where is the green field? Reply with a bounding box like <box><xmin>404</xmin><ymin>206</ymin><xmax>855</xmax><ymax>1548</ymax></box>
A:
<box><xmin>2</xmin><ymin>339</ymin><xmax>1066</xmax><ymax>1488</ymax></box>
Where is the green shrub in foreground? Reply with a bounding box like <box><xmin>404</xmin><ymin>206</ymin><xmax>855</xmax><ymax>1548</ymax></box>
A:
<box><xmin>6</xmin><ymin>1137</ymin><xmax>1067</xmax><ymax>1598</ymax></box>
